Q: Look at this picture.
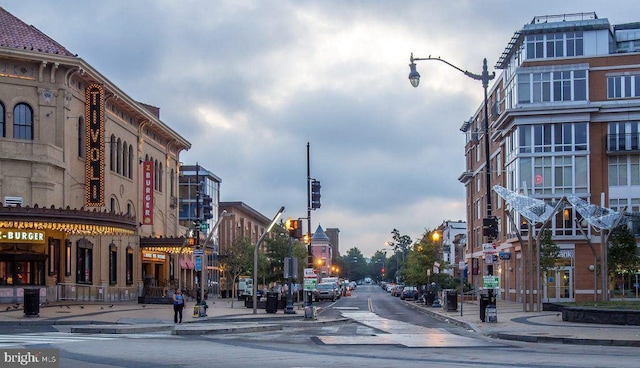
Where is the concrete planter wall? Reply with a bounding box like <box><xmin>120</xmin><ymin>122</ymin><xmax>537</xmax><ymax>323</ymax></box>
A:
<box><xmin>562</xmin><ymin>307</ymin><xmax>640</xmax><ymax>325</ymax></box>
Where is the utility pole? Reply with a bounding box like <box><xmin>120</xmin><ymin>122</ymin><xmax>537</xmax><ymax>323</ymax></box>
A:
<box><xmin>195</xmin><ymin>163</ymin><xmax>201</xmax><ymax>302</ymax></box>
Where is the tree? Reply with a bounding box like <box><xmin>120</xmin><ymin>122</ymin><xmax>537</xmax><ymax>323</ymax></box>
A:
<box><xmin>608</xmin><ymin>225</ymin><xmax>640</xmax><ymax>296</ymax></box>
<box><xmin>220</xmin><ymin>237</ymin><xmax>253</xmax><ymax>307</ymax></box>
<box><xmin>538</xmin><ymin>229</ymin><xmax>560</xmax><ymax>302</ymax></box>
<box><xmin>264</xmin><ymin>230</ymin><xmax>307</xmax><ymax>287</ymax></box>
<box><xmin>388</xmin><ymin>229</ymin><xmax>413</xmax><ymax>282</ymax></box>
<box><xmin>341</xmin><ymin>248</ymin><xmax>367</xmax><ymax>281</ymax></box>
<box><xmin>370</xmin><ymin>250</ymin><xmax>388</xmax><ymax>282</ymax></box>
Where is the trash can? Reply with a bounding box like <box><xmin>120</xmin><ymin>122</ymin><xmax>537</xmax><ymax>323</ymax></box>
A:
<box><xmin>266</xmin><ymin>292</ymin><xmax>278</xmax><ymax>314</ymax></box>
<box><xmin>423</xmin><ymin>291</ymin><xmax>435</xmax><ymax>306</ymax></box>
<box><xmin>446</xmin><ymin>290</ymin><xmax>458</xmax><ymax>312</ymax></box>
<box><xmin>24</xmin><ymin>288</ymin><xmax>40</xmax><ymax>317</ymax></box>
<box><xmin>479</xmin><ymin>293</ymin><xmax>490</xmax><ymax>322</ymax></box>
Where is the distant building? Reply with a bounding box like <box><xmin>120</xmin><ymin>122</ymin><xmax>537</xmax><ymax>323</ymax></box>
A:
<box><xmin>310</xmin><ymin>225</ymin><xmax>333</xmax><ymax>278</ymax></box>
<box><xmin>325</xmin><ymin>228</ymin><xmax>340</xmax><ymax>260</ymax></box>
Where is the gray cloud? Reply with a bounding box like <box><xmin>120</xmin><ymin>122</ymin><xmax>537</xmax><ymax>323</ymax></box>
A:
<box><xmin>5</xmin><ymin>0</ymin><xmax>640</xmax><ymax>257</ymax></box>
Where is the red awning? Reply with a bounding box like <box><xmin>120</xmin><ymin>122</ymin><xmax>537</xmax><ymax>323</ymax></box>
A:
<box><xmin>186</xmin><ymin>258</ymin><xmax>195</xmax><ymax>269</ymax></box>
<box><xmin>179</xmin><ymin>258</ymin><xmax>188</xmax><ymax>269</ymax></box>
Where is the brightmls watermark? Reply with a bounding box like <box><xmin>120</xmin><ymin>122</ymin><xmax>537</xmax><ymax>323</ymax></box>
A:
<box><xmin>1</xmin><ymin>349</ymin><xmax>59</xmax><ymax>367</ymax></box>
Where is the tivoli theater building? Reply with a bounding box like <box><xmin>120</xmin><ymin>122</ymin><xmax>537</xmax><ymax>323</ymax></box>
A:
<box><xmin>459</xmin><ymin>12</ymin><xmax>640</xmax><ymax>304</ymax></box>
<box><xmin>0</xmin><ymin>7</ymin><xmax>193</xmax><ymax>303</ymax></box>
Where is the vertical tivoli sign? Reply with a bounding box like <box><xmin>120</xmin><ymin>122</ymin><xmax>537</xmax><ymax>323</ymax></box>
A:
<box><xmin>142</xmin><ymin>161</ymin><xmax>154</xmax><ymax>225</ymax></box>
<box><xmin>85</xmin><ymin>83</ymin><xmax>105</xmax><ymax>206</ymax></box>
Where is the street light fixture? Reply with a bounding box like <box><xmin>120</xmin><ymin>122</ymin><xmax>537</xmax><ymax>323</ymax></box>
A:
<box><xmin>409</xmin><ymin>53</ymin><xmax>496</xmax><ymax>306</ymax></box>
<box><xmin>431</xmin><ymin>231</ymin><xmax>442</xmax><ymax>308</ymax></box>
<box><xmin>252</xmin><ymin>206</ymin><xmax>285</xmax><ymax>315</ymax></box>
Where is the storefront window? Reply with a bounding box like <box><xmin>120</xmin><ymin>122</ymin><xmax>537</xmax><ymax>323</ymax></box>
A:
<box><xmin>0</xmin><ymin>260</ymin><xmax>44</xmax><ymax>285</ymax></box>
<box><xmin>65</xmin><ymin>240</ymin><xmax>72</xmax><ymax>277</ymax></box>
<box><xmin>126</xmin><ymin>246</ymin><xmax>133</xmax><ymax>285</ymax></box>
<box><xmin>109</xmin><ymin>242</ymin><xmax>117</xmax><ymax>285</ymax></box>
<box><xmin>76</xmin><ymin>238</ymin><xmax>93</xmax><ymax>284</ymax></box>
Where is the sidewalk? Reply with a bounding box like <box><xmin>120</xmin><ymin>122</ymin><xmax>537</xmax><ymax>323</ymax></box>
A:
<box><xmin>404</xmin><ymin>297</ymin><xmax>640</xmax><ymax>347</ymax></box>
<box><xmin>1</xmin><ymin>297</ymin><xmax>639</xmax><ymax>346</ymax></box>
<box><xmin>0</xmin><ymin>298</ymin><xmax>275</xmax><ymax>325</ymax></box>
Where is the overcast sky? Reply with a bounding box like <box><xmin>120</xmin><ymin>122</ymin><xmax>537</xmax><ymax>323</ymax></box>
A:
<box><xmin>5</xmin><ymin>1</ymin><xmax>640</xmax><ymax>258</ymax></box>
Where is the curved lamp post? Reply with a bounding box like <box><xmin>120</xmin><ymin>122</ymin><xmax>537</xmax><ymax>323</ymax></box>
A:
<box><xmin>409</xmin><ymin>53</ymin><xmax>496</xmax><ymax>307</ymax></box>
<box><xmin>252</xmin><ymin>206</ymin><xmax>285</xmax><ymax>314</ymax></box>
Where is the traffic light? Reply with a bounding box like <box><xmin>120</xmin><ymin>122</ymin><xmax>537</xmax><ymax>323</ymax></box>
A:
<box><xmin>483</xmin><ymin>217</ymin><xmax>498</xmax><ymax>238</ymax></box>
<box><xmin>285</xmin><ymin>218</ymin><xmax>302</xmax><ymax>239</ymax></box>
<box><xmin>202</xmin><ymin>194</ymin><xmax>213</xmax><ymax>220</ymax></box>
<box><xmin>311</xmin><ymin>180</ymin><xmax>321</xmax><ymax>209</ymax></box>
<box><xmin>302</xmin><ymin>233</ymin><xmax>310</xmax><ymax>244</ymax></box>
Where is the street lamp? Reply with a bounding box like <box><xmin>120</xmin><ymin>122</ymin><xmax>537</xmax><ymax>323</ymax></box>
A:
<box><xmin>431</xmin><ymin>231</ymin><xmax>442</xmax><ymax>308</ymax></box>
<box><xmin>409</xmin><ymin>53</ymin><xmax>496</xmax><ymax>304</ymax></box>
<box><xmin>253</xmin><ymin>206</ymin><xmax>285</xmax><ymax>315</ymax></box>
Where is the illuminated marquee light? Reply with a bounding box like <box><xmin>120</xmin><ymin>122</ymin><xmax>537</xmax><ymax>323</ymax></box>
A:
<box><xmin>85</xmin><ymin>83</ymin><xmax>105</xmax><ymax>207</ymax></box>
<box><xmin>0</xmin><ymin>221</ymin><xmax>135</xmax><ymax>236</ymax></box>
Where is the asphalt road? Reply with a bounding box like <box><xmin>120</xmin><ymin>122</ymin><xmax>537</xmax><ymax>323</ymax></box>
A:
<box><xmin>1</xmin><ymin>285</ymin><xmax>639</xmax><ymax>368</ymax></box>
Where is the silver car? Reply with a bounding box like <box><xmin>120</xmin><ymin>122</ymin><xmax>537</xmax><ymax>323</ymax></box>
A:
<box><xmin>313</xmin><ymin>282</ymin><xmax>337</xmax><ymax>302</ymax></box>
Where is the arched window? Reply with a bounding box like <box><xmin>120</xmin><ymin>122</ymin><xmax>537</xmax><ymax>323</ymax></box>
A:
<box><xmin>154</xmin><ymin>159</ymin><xmax>159</xmax><ymax>190</ymax></box>
<box><xmin>122</xmin><ymin>142</ymin><xmax>128</xmax><ymax>178</ymax></box>
<box><xmin>78</xmin><ymin>117</ymin><xmax>85</xmax><ymax>158</ymax></box>
<box><xmin>158</xmin><ymin>161</ymin><xmax>163</xmax><ymax>192</ymax></box>
<box><xmin>110</xmin><ymin>134</ymin><xmax>116</xmax><ymax>171</ymax></box>
<box><xmin>0</xmin><ymin>102</ymin><xmax>5</xmax><ymax>137</ymax></box>
<box><xmin>170</xmin><ymin>169</ymin><xmax>175</xmax><ymax>197</ymax></box>
<box><xmin>128</xmin><ymin>144</ymin><xmax>134</xmax><ymax>179</ymax></box>
<box><xmin>116</xmin><ymin>138</ymin><xmax>122</xmax><ymax>174</ymax></box>
<box><xmin>13</xmin><ymin>103</ymin><xmax>33</xmax><ymax>140</ymax></box>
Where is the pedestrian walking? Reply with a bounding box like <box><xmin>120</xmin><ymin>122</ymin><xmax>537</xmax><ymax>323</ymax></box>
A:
<box><xmin>172</xmin><ymin>288</ymin><xmax>185</xmax><ymax>323</ymax></box>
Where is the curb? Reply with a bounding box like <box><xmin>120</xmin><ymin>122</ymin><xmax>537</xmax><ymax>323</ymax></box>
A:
<box><xmin>491</xmin><ymin>332</ymin><xmax>640</xmax><ymax>347</ymax></box>
<box><xmin>172</xmin><ymin>324</ymin><xmax>282</xmax><ymax>336</ymax></box>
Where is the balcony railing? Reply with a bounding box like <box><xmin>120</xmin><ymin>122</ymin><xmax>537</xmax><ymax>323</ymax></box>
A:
<box><xmin>607</xmin><ymin>133</ymin><xmax>640</xmax><ymax>153</ymax></box>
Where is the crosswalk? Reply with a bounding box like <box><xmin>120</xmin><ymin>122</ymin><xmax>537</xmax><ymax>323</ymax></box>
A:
<box><xmin>317</xmin><ymin>311</ymin><xmax>498</xmax><ymax>348</ymax></box>
<box><xmin>0</xmin><ymin>332</ymin><xmax>174</xmax><ymax>348</ymax></box>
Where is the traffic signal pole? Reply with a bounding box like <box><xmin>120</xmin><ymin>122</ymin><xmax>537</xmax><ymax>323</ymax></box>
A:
<box><xmin>306</xmin><ymin>143</ymin><xmax>312</xmax><ymax>307</ymax></box>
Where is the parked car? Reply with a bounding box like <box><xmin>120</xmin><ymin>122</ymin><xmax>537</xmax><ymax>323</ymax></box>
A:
<box><xmin>401</xmin><ymin>286</ymin><xmax>418</xmax><ymax>300</ymax></box>
<box><xmin>391</xmin><ymin>285</ymin><xmax>404</xmax><ymax>297</ymax></box>
<box><xmin>313</xmin><ymin>282</ymin><xmax>337</xmax><ymax>302</ymax></box>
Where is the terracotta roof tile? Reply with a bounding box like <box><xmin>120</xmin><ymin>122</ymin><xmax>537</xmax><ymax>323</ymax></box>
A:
<box><xmin>0</xmin><ymin>6</ymin><xmax>75</xmax><ymax>57</ymax></box>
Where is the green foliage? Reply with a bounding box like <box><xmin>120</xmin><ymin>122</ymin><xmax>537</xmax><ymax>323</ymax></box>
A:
<box><xmin>341</xmin><ymin>248</ymin><xmax>368</xmax><ymax>281</ymax></box>
<box><xmin>220</xmin><ymin>236</ymin><xmax>253</xmax><ymax>297</ymax></box>
<box><xmin>608</xmin><ymin>225</ymin><xmax>640</xmax><ymax>290</ymax></box>
<box><xmin>403</xmin><ymin>229</ymin><xmax>445</xmax><ymax>286</ymax></box>
<box><xmin>263</xmin><ymin>231</ymin><xmax>308</xmax><ymax>285</ymax></box>
<box><xmin>539</xmin><ymin>229</ymin><xmax>561</xmax><ymax>274</ymax></box>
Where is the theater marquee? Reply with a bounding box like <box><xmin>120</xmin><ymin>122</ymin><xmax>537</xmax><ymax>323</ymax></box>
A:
<box><xmin>85</xmin><ymin>83</ymin><xmax>105</xmax><ymax>207</ymax></box>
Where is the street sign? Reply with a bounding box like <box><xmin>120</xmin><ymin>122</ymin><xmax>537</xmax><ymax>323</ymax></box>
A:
<box><xmin>195</xmin><ymin>256</ymin><xmax>201</xmax><ymax>272</ymax></box>
<box><xmin>303</xmin><ymin>268</ymin><xmax>317</xmax><ymax>278</ymax></box>
<box><xmin>200</xmin><ymin>223</ymin><xmax>209</xmax><ymax>231</ymax></box>
<box><xmin>303</xmin><ymin>278</ymin><xmax>317</xmax><ymax>291</ymax></box>
<box><xmin>483</xmin><ymin>276</ymin><xmax>499</xmax><ymax>288</ymax></box>
<box><xmin>482</xmin><ymin>243</ymin><xmax>497</xmax><ymax>255</ymax></box>
<box><xmin>193</xmin><ymin>249</ymin><xmax>204</xmax><ymax>256</ymax></box>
